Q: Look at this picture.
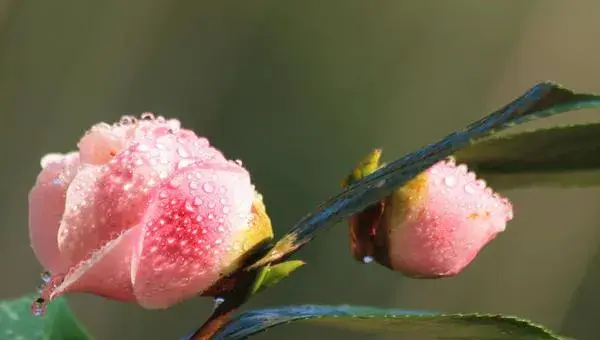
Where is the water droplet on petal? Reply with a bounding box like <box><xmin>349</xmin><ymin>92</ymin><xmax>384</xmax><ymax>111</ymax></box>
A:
<box><xmin>464</xmin><ymin>183</ymin><xmax>475</xmax><ymax>194</ymax></box>
<box><xmin>456</xmin><ymin>164</ymin><xmax>468</xmax><ymax>174</ymax></box>
<box><xmin>203</xmin><ymin>182</ymin><xmax>214</xmax><ymax>193</ymax></box>
<box><xmin>193</xmin><ymin>197</ymin><xmax>202</xmax><ymax>206</ymax></box>
<box><xmin>177</xmin><ymin>147</ymin><xmax>190</xmax><ymax>158</ymax></box>
<box><xmin>140</xmin><ymin>112</ymin><xmax>155</xmax><ymax>120</ymax></box>
<box><xmin>119</xmin><ymin>115</ymin><xmax>137</xmax><ymax>126</ymax></box>
<box><xmin>169</xmin><ymin>178</ymin><xmax>181</xmax><ymax>188</ymax></box>
<box><xmin>189</xmin><ymin>181</ymin><xmax>199</xmax><ymax>190</ymax></box>
<box><xmin>235</xmin><ymin>159</ymin><xmax>243</xmax><ymax>166</ymax></box>
<box><xmin>475</xmin><ymin>179</ymin><xmax>486</xmax><ymax>189</ymax></box>
<box><xmin>177</xmin><ymin>159</ymin><xmax>195</xmax><ymax>169</ymax></box>
<box><xmin>444</xmin><ymin>176</ymin><xmax>457</xmax><ymax>187</ymax></box>
<box><xmin>362</xmin><ymin>256</ymin><xmax>374</xmax><ymax>264</ymax></box>
<box><xmin>136</xmin><ymin>143</ymin><xmax>150</xmax><ymax>152</ymax></box>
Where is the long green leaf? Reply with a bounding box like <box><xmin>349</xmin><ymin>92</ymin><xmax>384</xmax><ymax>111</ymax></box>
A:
<box><xmin>248</xmin><ymin>82</ymin><xmax>600</xmax><ymax>270</ymax></box>
<box><xmin>0</xmin><ymin>295</ymin><xmax>91</xmax><ymax>340</ymax></box>
<box><xmin>212</xmin><ymin>304</ymin><xmax>565</xmax><ymax>340</ymax></box>
<box><xmin>454</xmin><ymin>123</ymin><xmax>600</xmax><ymax>190</ymax></box>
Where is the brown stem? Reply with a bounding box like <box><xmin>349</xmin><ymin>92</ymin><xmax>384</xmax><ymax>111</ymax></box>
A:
<box><xmin>190</xmin><ymin>268</ymin><xmax>260</xmax><ymax>339</ymax></box>
<box><xmin>189</xmin><ymin>305</ymin><xmax>237</xmax><ymax>340</ymax></box>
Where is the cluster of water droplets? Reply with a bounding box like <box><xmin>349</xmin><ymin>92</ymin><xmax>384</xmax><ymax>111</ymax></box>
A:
<box><xmin>30</xmin><ymin>271</ymin><xmax>54</xmax><ymax>317</ymax></box>
<box><xmin>431</xmin><ymin>158</ymin><xmax>513</xmax><ymax>222</ymax></box>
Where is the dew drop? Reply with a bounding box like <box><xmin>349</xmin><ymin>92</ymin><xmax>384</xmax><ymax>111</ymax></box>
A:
<box><xmin>444</xmin><ymin>176</ymin><xmax>457</xmax><ymax>187</ymax></box>
<box><xmin>464</xmin><ymin>183</ymin><xmax>475</xmax><ymax>194</ymax></box>
<box><xmin>136</xmin><ymin>143</ymin><xmax>150</xmax><ymax>152</ymax></box>
<box><xmin>475</xmin><ymin>179</ymin><xmax>486</xmax><ymax>189</ymax></box>
<box><xmin>30</xmin><ymin>298</ymin><xmax>46</xmax><ymax>317</ymax></box>
<box><xmin>222</xmin><ymin>206</ymin><xmax>230</xmax><ymax>214</ymax></box>
<box><xmin>189</xmin><ymin>181</ymin><xmax>199</xmax><ymax>190</ymax></box>
<box><xmin>208</xmin><ymin>213</ymin><xmax>215</xmax><ymax>220</ymax></box>
<box><xmin>140</xmin><ymin>112</ymin><xmax>155</xmax><ymax>120</ymax></box>
<box><xmin>215</xmin><ymin>239</ymin><xmax>223</xmax><ymax>245</ymax></box>
<box><xmin>119</xmin><ymin>116</ymin><xmax>136</xmax><ymax>125</ymax></box>
<box><xmin>169</xmin><ymin>178</ymin><xmax>181</xmax><ymax>188</ymax></box>
<box><xmin>213</xmin><ymin>297</ymin><xmax>225</xmax><ymax>309</ymax></box>
<box><xmin>235</xmin><ymin>159</ymin><xmax>243</xmax><ymax>166</ymax></box>
<box><xmin>178</xmin><ymin>159</ymin><xmax>195</xmax><ymax>169</ymax></box>
<box><xmin>177</xmin><ymin>147</ymin><xmax>190</xmax><ymax>158</ymax></box>
<box><xmin>40</xmin><ymin>271</ymin><xmax>51</xmax><ymax>283</ymax></box>
<box><xmin>193</xmin><ymin>197</ymin><xmax>203</xmax><ymax>206</ymax></box>
<box><xmin>194</xmin><ymin>138</ymin><xmax>209</xmax><ymax>148</ymax></box>
<box><xmin>362</xmin><ymin>256</ymin><xmax>374</xmax><ymax>264</ymax></box>
<box><xmin>203</xmin><ymin>182</ymin><xmax>214</xmax><ymax>193</ymax></box>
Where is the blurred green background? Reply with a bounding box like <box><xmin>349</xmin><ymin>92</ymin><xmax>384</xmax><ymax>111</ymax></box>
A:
<box><xmin>2</xmin><ymin>1</ymin><xmax>600</xmax><ymax>339</ymax></box>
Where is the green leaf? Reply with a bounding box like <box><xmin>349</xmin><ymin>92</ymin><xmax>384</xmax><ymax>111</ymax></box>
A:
<box><xmin>212</xmin><ymin>304</ymin><xmax>565</xmax><ymax>340</ymax></box>
<box><xmin>0</xmin><ymin>295</ymin><xmax>91</xmax><ymax>340</ymax></box>
<box><xmin>250</xmin><ymin>260</ymin><xmax>305</xmax><ymax>296</ymax></box>
<box><xmin>248</xmin><ymin>81</ymin><xmax>600</xmax><ymax>270</ymax></box>
<box><xmin>454</xmin><ymin>123</ymin><xmax>600</xmax><ymax>190</ymax></box>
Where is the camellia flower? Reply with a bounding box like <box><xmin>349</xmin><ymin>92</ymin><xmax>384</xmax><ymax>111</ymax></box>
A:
<box><xmin>28</xmin><ymin>114</ymin><xmax>273</xmax><ymax>311</ymax></box>
<box><xmin>344</xmin><ymin>150</ymin><xmax>513</xmax><ymax>278</ymax></box>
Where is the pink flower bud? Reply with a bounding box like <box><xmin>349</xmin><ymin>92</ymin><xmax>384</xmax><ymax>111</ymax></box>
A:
<box><xmin>28</xmin><ymin>114</ymin><xmax>273</xmax><ymax>310</ymax></box>
<box><xmin>347</xmin><ymin>156</ymin><xmax>513</xmax><ymax>278</ymax></box>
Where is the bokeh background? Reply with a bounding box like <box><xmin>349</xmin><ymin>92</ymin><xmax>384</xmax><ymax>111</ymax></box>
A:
<box><xmin>2</xmin><ymin>1</ymin><xmax>600</xmax><ymax>339</ymax></box>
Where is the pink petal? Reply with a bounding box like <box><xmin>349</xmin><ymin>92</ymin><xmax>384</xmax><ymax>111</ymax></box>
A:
<box><xmin>42</xmin><ymin>226</ymin><xmax>139</xmax><ymax>302</ymax></box>
<box><xmin>57</xmin><ymin>131</ymin><xmax>221</xmax><ymax>265</ymax></box>
<box><xmin>386</xmin><ymin>159</ymin><xmax>513</xmax><ymax>278</ymax></box>
<box><xmin>78</xmin><ymin>123</ymin><xmax>127</xmax><ymax>165</ymax></box>
<box><xmin>131</xmin><ymin>161</ymin><xmax>254</xmax><ymax>309</ymax></box>
<box><xmin>28</xmin><ymin>152</ymin><xmax>80</xmax><ymax>273</ymax></box>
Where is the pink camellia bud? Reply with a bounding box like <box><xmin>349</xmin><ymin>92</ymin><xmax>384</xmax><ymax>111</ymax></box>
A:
<box><xmin>344</xmin><ymin>151</ymin><xmax>513</xmax><ymax>278</ymax></box>
<box><xmin>28</xmin><ymin>114</ymin><xmax>273</xmax><ymax>312</ymax></box>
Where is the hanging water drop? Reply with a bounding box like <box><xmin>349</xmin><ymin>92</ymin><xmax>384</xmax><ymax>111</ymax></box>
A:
<box><xmin>213</xmin><ymin>297</ymin><xmax>225</xmax><ymax>309</ymax></box>
<box><xmin>41</xmin><ymin>271</ymin><xmax>51</xmax><ymax>283</ymax></box>
<box><xmin>362</xmin><ymin>256</ymin><xmax>374</xmax><ymax>264</ymax></box>
<box><xmin>30</xmin><ymin>298</ymin><xmax>47</xmax><ymax>317</ymax></box>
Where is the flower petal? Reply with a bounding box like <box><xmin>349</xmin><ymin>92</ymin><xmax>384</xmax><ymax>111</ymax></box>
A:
<box><xmin>131</xmin><ymin>161</ymin><xmax>254</xmax><ymax>309</ymax></box>
<box><xmin>57</xmin><ymin>132</ymin><xmax>210</xmax><ymax>265</ymax></box>
<box><xmin>45</xmin><ymin>226</ymin><xmax>139</xmax><ymax>302</ymax></box>
<box><xmin>28</xmin><ymin>152</ymin><xmax>80</xmax><ymax>273</ymax></box>
<box><xmin>385</xmin><ymin>159</ymin><xmax>513</xmax><ymax>277</ymax></box>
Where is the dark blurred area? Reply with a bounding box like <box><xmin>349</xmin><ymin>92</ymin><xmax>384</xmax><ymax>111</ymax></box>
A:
<box><xmin>2</xmin><ymin>1</ymin><xmax>600</xmax><ymax>339</ymax></box>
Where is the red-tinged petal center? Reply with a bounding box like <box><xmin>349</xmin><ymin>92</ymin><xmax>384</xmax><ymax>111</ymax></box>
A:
<box><xmin>131</xmin><ymin>161</ymin><xmax>253</xmax><ymax>309</ymax></box>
